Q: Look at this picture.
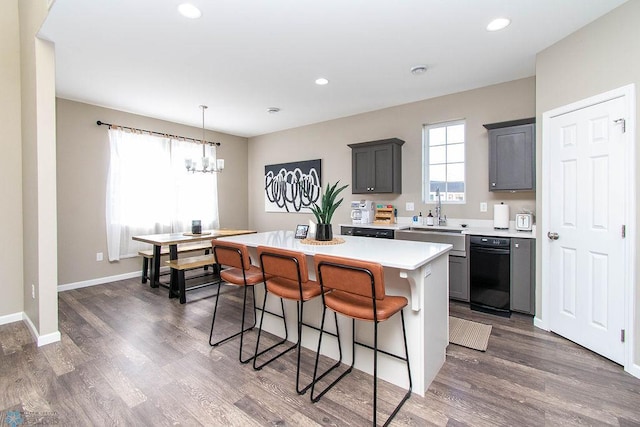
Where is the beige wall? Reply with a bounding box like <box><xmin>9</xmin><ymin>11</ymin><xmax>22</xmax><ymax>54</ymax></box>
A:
<box><xmin>536</xmin><ymin>1</ymin><xmax>640</xmax><ymax>366</ymax></box>
<box><xmin>0</xmin><ymin>0</ymin><xmax>24</xmax><ymax>318</ymax></box>
<box><xmin>56</xmin><ymin>99</ymin><xmax>249</xmax><ymax>285</ymax></box>
<box><xmin>248</xmin><ymin>77</ymin><xmax>536</xmax><ymax>232</ymax></box>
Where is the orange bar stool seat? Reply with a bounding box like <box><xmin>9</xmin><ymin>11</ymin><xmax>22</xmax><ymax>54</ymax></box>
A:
<box><xmin>312</xmin><ymin>254</ymin><xmax>412</xmax><ymax>427</ymax></box>
<box><xmin>253</xmin><ymin>246</ymin><xmax>341</xmax><ymax>395</ymax></box>
<box><xmin>210</xmin><ymin>241</ymin><xmax>270</xmax><ymax>364</ymax></box>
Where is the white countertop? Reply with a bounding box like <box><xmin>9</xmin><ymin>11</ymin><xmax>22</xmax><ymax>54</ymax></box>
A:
<box><xmin>218</xmin><ymin>230</ymin><xmax>452</xmax><ymax>270</ymax></box>
<box><xmin>341</xmin><ymin>219</ymin><xmax>536</xmax><ymax>239</ymax></box>
<box><xmin>339</xmin><ymin>222</ymin><xmax>409</xmax><ymax>230</ymax></box>
<box><xmin>462</xmin><ymin>226</ymin><xmax>535</xmax><ymax>239</ymax></box>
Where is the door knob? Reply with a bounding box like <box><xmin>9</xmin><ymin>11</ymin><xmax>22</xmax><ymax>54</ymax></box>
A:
<box><xmin>547</xmin><ymin>231</ymin><xmax>559</xmax><ymax>240</ymax></box>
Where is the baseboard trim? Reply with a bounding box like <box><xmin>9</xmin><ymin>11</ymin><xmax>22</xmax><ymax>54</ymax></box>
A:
<box><xmin>22</xmin><ymin>312</ymin><xmax>61</xmax><ymax>347</ymax></box>
<box><xmin>626</xmin><ymin>361</ymin><xmax>640</xmax><ymax>380</ymax></box>
<box><xmin>37</xmin><ymin>330</ymin><xmax>62</xmax><ymax>346</ymax></box>
<box><xmin>0</xmin><ymin>312</ymin><xmax>23</xmax><ymax>326</ymax></box>
<box><xmin>533</xmin><ymin>316</ymin><xmax>548</xmax><ymax>331</ymax></box>
<box><xmin>57</xmin><ymin>267</ymin><xmax>171</xmax><ymax>292</ymax></box>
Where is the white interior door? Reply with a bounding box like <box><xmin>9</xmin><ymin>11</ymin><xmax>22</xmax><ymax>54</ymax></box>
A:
<box><xmin>546</xmin><ymin>95</ymin><xmax>627</xmax><ymax>365</ymax></box>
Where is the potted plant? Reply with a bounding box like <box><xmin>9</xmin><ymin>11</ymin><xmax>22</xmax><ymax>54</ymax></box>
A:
<box><xmin>305</xmin><ymin>180</ymin><xmax>348</xmax><ymax>241</ymax></box>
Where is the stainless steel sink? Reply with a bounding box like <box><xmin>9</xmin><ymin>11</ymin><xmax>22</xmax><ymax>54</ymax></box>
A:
<box><xmin>406</xmin><ymin>226</ymin><xmax>464</xmax><ymax>234</ymax></box>
<box><xmin>395</xmin><ymin>228</ymin><xmax>467</xmax><ymax>256</ymax></box>
<box><xmin>425</xmin><ymin>228</ymin><xmax>463</xmax><ymax>234</ymax></box>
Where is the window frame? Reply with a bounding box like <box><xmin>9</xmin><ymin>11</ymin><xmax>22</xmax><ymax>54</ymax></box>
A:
<box><xmin>422</xmin><ymin>119</ymin><xmax>466</xmax><ymax>204</ymax></box>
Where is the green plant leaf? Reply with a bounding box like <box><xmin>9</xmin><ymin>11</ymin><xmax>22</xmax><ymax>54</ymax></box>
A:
<box><xmin>298</xmin><ymin>180</ymin><xmax>348</xmax><ymax>224</ymax></box>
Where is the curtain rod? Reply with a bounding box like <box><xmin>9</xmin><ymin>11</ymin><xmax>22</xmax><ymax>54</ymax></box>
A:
<box><xmin>96</xmin><ymin>120</ymin><xmax>221</xmax><ymax>146</ymax></box>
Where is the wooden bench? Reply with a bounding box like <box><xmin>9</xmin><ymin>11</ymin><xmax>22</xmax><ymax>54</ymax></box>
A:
<box><xmin>166</xmin><ymin>254</ymin><xmax>219</xmax><ymax>304</ymax></box>
<box><xmin>138</xmin><ymin>242</ymin><xmax>212</xmax><ymax>284</ymax></box>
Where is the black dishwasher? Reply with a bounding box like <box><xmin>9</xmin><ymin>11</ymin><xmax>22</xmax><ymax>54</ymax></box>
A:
<box><xmin>470</xmin><ymin>236</ymin><xmax>511</xmax><ymax>317</ymax></box>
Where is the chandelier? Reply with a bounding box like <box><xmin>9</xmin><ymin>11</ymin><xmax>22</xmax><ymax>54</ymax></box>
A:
<box><xmin>185</xmin><ymin>105</ymin><xmax>224</xmax><ymax>173</ymax></box>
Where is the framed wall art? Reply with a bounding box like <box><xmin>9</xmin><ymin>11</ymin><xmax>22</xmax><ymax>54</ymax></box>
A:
<box><xmin>264</xmin><ymin>159</ymin><xmax>321</xmax><ymax>213</ymax></box>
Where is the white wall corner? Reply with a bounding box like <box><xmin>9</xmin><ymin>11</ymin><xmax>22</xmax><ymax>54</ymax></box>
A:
<box><xmin>22</xmin><ymin>311</ymin><xmax>61</xmax><ymax>347</ymax></box>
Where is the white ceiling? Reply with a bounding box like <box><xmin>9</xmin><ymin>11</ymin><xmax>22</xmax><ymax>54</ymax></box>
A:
<box><xmin>40</xmin><ymin>0</ymin><xmax>626</xmax><ymax>138</ymax></box>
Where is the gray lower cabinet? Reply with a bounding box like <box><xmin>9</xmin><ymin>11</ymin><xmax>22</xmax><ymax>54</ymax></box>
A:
<box><xmin>510</xmin><ymin>238</ymin><xmax>535</xmax><ymax>314</ymax></box>
<box><xmin>484</xmin><ymin>118</ymin><xmax>535</xmax><ymax>192</ymax></box>
<box><xmin>449</xmin><ymin>255</ymin><xmax>469</xmax><ymax>302</ymax></box>
<box><xmin>348</xmin><ymin>138</ymin><xmax>404</xmax><ymax>194</ymax></box>
<box><xmin>394</xmin><ymin>228</ymin><xmax>468</xmax><ymax>301</ymax></box>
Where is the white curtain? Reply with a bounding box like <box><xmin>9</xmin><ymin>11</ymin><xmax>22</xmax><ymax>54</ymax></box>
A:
<box><xmin>169</xmin><ymin>138</ymin><xmax>220</xmax><ymax>232</ymax></box>
<box><xmin>106</xmin><ymin>129</ymin><xmax>219</xmax><ymax>261</ymax></box>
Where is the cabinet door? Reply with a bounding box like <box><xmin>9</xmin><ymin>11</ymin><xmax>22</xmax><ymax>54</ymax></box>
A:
<box><xmin>510</xmin><ymin>238</ymin><xmax>535</xmax><ymax>314</ymax></box>
<box><xmin>351</xmin><ymin>146</ymin><xmax>372</xmax><ymax>193</ymax></box>
<box><xmin>449</xmin><ymin>256</ymin><xmax>469</xmax><ymax>301</ymax></box>
<box><xmin>489</xmin><ymin>123</ymin><xmax>534</xmax><ymax>191</ymax></box>
<box><xmin>371</xmin><ymin>143</ymin><xmax>394</xmax><ymax>193</ymax></box>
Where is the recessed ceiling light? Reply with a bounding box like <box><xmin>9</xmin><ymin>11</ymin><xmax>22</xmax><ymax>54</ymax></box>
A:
<box><xmin>267</xmin><ymin>107</ymin><xmax>280</xmax><ymax>114</ymax></box>
<box><xmin>178</xmin><ymin>3</ymin><xmax>202</xmax><ymax>19</ymax></box>
<box><xmin>315</xmin><ymin>78</ymin><xmax>329</xmax><ymax>85</ymax></box>
<box><xmin>410</xmin><ymin>65</ymin><xmax>428</xmax><ymax>75</ymax></box>
<box><xmin>486</xmin><ymin>18</ymin><xmax>511</xmax><ymax>31</ymax></box>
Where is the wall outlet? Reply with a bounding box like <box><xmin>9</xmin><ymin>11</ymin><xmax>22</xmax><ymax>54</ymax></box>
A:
<box><xmin>96</xmin><ymin>252</ymin><xmax>103</xmax><ymax>262</ymax></box>
<box><xmin>480</xmin><ymin>202</ymin><xmax>488</xmax><ymax>212</ymax></box>
<box><xmin>406</xmin><ymin>202</ymin><xmax>415</xmax><ymax>211</ymax></box>
<box><xmin>31</xmin><ymin>284</ymin><xmax>35</xmax><ymax>299</ymax></box>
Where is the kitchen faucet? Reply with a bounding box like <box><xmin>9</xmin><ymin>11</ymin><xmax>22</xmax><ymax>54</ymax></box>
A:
<box><xmin>435</xmin><ymin>188</ymin><xmax>446</xmax><ymax>225</ymax></box>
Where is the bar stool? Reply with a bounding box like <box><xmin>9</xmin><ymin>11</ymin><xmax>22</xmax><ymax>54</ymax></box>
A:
<box><xmin>253</xmin><ymin>246</ymin><xmax>342</xmax><ymax>395</ymax></box>
<box><xmin>210</xmin><ymin>241</ymin><xmax>269</xmax><ymax>364</ymax></box>
<box><xmin>311</xmin><ymin>254</ymin><xmax>412</xmax><ymax>427</ymax></box>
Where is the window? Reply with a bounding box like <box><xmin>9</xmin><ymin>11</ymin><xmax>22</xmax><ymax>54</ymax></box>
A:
<box><xmin>106</xmin><ymin>129</ymin><xmax>219</xmax><ymax>261</ymax></box>
<box><xmin>423</xmin><ymin>120</ymin><xmax>465</xmax><ymax>203</ymax></box>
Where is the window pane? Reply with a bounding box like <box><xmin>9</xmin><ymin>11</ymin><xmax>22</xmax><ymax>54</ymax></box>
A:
<box><xmin>447</xmin><ymin>143</ymin><xmax>464</xmax><ymax>163</ymax></box>
<box><xmin>448</xmin><ymin>124</ymin><xmax>464</xmax><ymax>143</ymax></box>
<box><xmin>429</xmin><ymin>164</ymin><xmax>446</xmax><ymax>183</ymax></box>
<box><xmin>429</xmin><ymin>145</ymin><xmax>446</xmax><ymax>164</ymax></box>
<box><xmin>447</xmin><ymin>162</ymin><xmax>465</xmax><ymax>182</ymax></box>
<box><xmin>429</xmin><ymin>127</ymin><xmax>446</xmax><ymax>146</ymax></box>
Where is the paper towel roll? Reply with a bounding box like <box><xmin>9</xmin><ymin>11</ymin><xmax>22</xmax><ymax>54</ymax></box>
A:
<box><xmin>493</xmin><ymin>203</ymin><xmax>509</xmax><ymax>229</ymax></box>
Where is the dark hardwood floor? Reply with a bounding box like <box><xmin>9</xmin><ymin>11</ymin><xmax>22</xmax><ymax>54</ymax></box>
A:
<box><xmin>1</xmin><ymin>275</ymin><xmax>639</xmax><ymax>426</ymax></box>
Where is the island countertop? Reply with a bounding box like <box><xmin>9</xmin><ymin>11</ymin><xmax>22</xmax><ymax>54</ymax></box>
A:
<box><xmin>217</xmin><ymin>230</ymin><xmax>451</xmax><ymax>270</ymax></box>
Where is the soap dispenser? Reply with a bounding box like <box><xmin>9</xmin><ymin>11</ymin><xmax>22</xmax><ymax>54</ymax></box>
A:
<box><xmin>426</xmin><ymin>210</ymin><xmax>434</xmax><ymax>226</ymax></box>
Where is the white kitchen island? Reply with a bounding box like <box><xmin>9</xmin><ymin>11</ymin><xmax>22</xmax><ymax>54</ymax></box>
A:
<box><xmin>218</xmin><ymin>230</ymin><xmax>451</xmax><ymax>396</ymax></box>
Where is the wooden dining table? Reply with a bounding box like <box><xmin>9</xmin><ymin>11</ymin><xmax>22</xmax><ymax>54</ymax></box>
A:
<box><xmin>132</xmin><ymin>229</ymin><xmax>256</xmax><ymax>289</ymax></box>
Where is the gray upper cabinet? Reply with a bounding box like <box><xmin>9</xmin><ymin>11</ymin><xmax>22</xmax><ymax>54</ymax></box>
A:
<box><xmin>484</xmin><ymin>118</ymin><xmax>535</xmax><ymax>192</ymax></box>
<box><xmin>348</xmin><ymin>138</ymin><xmax>404</xmax><ymax>194</ymax></box>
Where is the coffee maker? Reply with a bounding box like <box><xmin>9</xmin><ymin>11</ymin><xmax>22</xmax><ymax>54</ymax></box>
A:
<box><xmin>350</xmin><ymin>200</ymin><xmax>375</xmax><ymax>224</ymax></box>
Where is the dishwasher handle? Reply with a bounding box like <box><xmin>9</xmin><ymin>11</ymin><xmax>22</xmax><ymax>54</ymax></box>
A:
<box><xmin>470</xmin><ymin>246</ymin><xmax>510</xmax><ymax>255</ymax></box>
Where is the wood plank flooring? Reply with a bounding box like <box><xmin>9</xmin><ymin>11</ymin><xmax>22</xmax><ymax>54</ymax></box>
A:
<box><xmin>1</xmin><ymin>276</ymin><xmax>640</xmax><ymax>426</ymax></box>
